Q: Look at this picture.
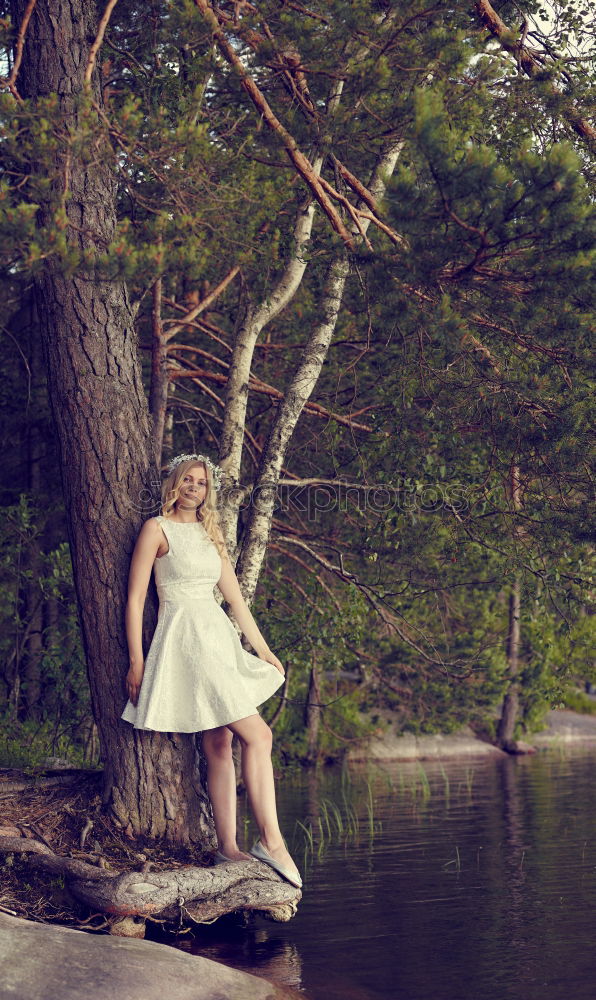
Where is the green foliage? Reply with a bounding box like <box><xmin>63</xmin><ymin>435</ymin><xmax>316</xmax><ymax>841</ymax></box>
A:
<box><xmin>257</xmin><ymin>579</ymin><xmax>375</xmax><ymax>761</ymax></box>
<box><xmin>562</xmin><ymin>689</ymin><xmax>596</xmax><ymax>716</ymax></box>
<box><xmin>0</xmin><ymin>711</ymin><xmax>89</xmax><ymax>769</ymax></box>
<box><xmin>518</xmin><ymin>603</ymin><xmax>596</xmax><ymax>732</ymax></box>
<box><xmin>0</xmin><ymin>495</ymin><xmax>90</xmax><ymax>741</ymax></box>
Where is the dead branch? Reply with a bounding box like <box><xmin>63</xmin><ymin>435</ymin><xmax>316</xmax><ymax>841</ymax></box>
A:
<box><xmin>164</xmin><ymin>267</ymin><xmax>240</xmax><ymax>342</ymax></box>
<box><xmin>274</xmin><ymin>533</ymin><xmax>454</xmax><ymax>664</ymax></box>
<box><xmin>1</xmin><ymin>0</ymin><xmax>37</xmax><ymax>101</ymax></box>
<box><xmin>85</xmin><ymin>0</ymin><xmax>119</xmax><ymax>86</ymax></box>
<box><xmin>0</xmin><ymin>767</ymin><xmax>102</xmax><ymax>800</ymax></box>
<box><xmin>269</xmin><ymin>543</ymin><xmax>342</xmax><ymax>610</ymax></box>
<box><xmin>168</xmin><ymin>362</ymin><xmax>374</xmax><ymax>431</ymax></box>
<box><xmin>317</xmin><ymin>173</ymin><xmax>406</xmax><ymax>248</ymax></box>
<box><xmin>278</xmin><ymin>0</ymin><xmax>330</xmax><ymax>24</ymax></box>
<box><xmin>332</xmin><ymin>156</ymin><xmax>378</xmax><ymax>212</ymax></box>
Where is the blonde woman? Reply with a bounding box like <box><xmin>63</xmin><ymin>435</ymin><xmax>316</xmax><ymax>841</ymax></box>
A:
<box><xmin>121</xmin><ymin>454</ymin><xmax>302</xmax><ymax>888</ymax></box>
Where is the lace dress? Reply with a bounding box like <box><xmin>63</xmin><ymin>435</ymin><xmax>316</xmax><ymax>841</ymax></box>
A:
<box><xmin>120</xmin><ymin>516</ymin><xmax>284</xmax><ymax>732</ymax></box>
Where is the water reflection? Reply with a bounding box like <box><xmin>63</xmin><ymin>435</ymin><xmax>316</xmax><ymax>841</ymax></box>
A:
<box><xmin>154</xmin><ymin>750</ymin><xmax>596</xmax><ymax>1000</ymax></box>
<box><xmin>183</xmin><ymin>926</ymin><xmax>304</xmax><ymax>991</ymax></box>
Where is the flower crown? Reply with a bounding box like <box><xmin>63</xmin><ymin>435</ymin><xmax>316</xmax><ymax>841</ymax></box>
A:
<box><xmin>166</xmin><ymin>453</ymin><xmax>223</xmax><ymax>491</ymax></box>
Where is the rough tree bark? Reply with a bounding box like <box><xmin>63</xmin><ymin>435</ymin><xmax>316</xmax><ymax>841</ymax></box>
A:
<box><xmin>12</xmin><ymin>0</ymin><xmax>213</xmax><ymax>844</ymax></box>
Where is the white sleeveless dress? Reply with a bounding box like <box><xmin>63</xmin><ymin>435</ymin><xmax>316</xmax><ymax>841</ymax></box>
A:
<box><xmin>120</xmin><ymin>516</ymin><xmax>284</xmax><ymax>732</ymax></box>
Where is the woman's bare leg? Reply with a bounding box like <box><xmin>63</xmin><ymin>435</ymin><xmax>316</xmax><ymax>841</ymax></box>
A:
<box><xmin>202</xmin><ymin>726</ymin><xmax>251</xmax><ymax>861</ymax></box>
<box><xmin>226</xmin><ymin>714</ymin><xmax>300</xmax><ymax>879</ymax></box>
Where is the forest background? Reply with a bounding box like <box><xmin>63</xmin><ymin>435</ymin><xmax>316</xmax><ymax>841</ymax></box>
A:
<box><xmin>0</xmin><ymin>0</ymin><xmax>593</xmax><ymax>777</ymax></box>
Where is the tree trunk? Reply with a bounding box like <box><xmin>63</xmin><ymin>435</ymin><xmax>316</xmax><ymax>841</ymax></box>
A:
<box><xmin>13</xmin><ymin>0</ymin><xmax>213</xmax><ymax>844</ymax></box>
<box><xmin>20</xmin><ymin>300</ymin><xmax>45</xmax><ymax>716</ymax></box>
<box><xmin>305</xmin><ymin>663</ymin><xmax>321</xmax><ymax>761</ymax></box>
<box><xmin>20</xmin><ymin>567</ymin><xmax>43</xmax><ymax>718</ymax></box>
<box><xmin>216</xmin><ymin>80</ymin><xmax>350</xmax><ymax>555</ymax></box>
<box><xmin>217</xmin><ymin>162</ymin><xmax>323</xmax><ymax>554</ymax></box>
<box><xmin>497</xmin><ymin>463</ymin><xmax>525</xmax><ymax>752</ymax></box>
<box><xmin>497</xmin><ymin>579</ymin><xmax>521</xmax><ymax>748</ymax></box>
<box><xmin>148</xmin><ymin>275</ymin><xmax>169</xmax><ymax>470</ymax></box>
<box><xmin>162</xmin><ymin>388</ymin><xmax>174</xmax><ymax>460</ymax></box>
<box><xmin>235</xmin><ymin>254</ymin><xmax>350</xmax><ymax>602</ymax></box>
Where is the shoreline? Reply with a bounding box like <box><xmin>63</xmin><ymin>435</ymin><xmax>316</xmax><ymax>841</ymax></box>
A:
<box><xmin>346</xmin><ymin>709</ymin><xmax>596</xmax><ymax>762</ymax></box>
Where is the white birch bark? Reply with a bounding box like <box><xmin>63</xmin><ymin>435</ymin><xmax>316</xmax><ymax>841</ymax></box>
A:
<box><xmin>235</xmin><ymin>139</ymin><xmax>404</xmax><ymax>602</ymax></box>
<box><xmin>217</xmin><ymin>170</ymin><xmax>322</xmax><ymax>552</ymax></box>
<box><xmin>217</xmin><ymin>78</ymin><xmax>347</xmax><ymax>553</ymax></box>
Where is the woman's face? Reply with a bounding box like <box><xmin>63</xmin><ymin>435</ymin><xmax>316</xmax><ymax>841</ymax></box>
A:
<box><xmin>177</xmin><ymin>464</ymin><xmax>208</xmax><ymax>510</ymax></box>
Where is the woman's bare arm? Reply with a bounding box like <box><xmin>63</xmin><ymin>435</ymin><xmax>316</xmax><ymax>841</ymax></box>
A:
<box><xmin>125</xmin><ymin>518</ymin><xmax>163</xmax><ymax>702</ymax></box>
<box><xmin>217</xmin><ymin>549</ymin><xmax>284</xmax><ymax>675</ymax></box>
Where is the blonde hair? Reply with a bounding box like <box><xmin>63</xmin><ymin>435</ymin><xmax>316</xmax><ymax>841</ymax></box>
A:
<box><xmin>161</xmin><ymin>459</ymin><xmax>227</xmax><ymax>559</ymax></box>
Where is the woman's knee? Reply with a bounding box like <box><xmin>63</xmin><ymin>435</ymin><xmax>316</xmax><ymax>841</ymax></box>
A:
<box><xmin>226</xmin><ymin>715</ymin><xmax>273</xmax><ymax>751</ymax></box>
<box><xmin>245</xmin><ymin>718</ymin><xmax>273</xmax><ymax>752</ymax></box>
<box><xmin>202</xmin><ymin>727</ymin><xmax>233</xmax><ymax>760</ymax></box>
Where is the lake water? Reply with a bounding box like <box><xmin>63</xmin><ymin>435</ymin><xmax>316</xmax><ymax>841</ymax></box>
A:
<box><xmin>159</xmin><ymin>749</ymin><xmax>596</xmax><ymax>1000</ymax></box>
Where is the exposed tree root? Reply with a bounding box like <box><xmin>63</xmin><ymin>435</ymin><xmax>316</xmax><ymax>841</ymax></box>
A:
<box><xmin>0</xmin><ymin>771</ymin><xmax>301</xmax><ymax>932</ymax></box>
<box><xmin>0</xmin><ymin>834</ymin><xmax>300</xmax><ymax>927</ymax></box>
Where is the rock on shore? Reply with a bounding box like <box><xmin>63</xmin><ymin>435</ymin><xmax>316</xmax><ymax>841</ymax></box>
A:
<box><xmin>347</xmin><ymin>710</ymin><xmax>596</xmax><ymax>762</ymax></box>
<box><xmin>0</xmin><ymin>912</ymin><xmax>296</xmax><ymax>1000</ymax></box>
<box><xmin>347</xmin><ymin>723</ymin><xmax>505</xmax><ymax>762</ymax></box>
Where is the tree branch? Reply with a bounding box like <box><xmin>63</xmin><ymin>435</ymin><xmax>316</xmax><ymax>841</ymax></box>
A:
<box><xmin>85</xmin><ymin>0</ymin><xmax>120</xmax><ymax>86</ymax></box>
<box><xmin>2</xmin><ymin>0</ymin><xmax>37</xmax><ymax>101</ymax></box>
<box><xmin>163</xmin><ymin>267</ymin><xmax>240</xmax><ymax>342</ymax></box>
<box><xmin>168</xmin><ymin>362</ymin><xmax>374</xmax><ymax>431</ymax></box>
<box><xmin>474</xmin><ymin>0</ymin><xmax>596</xmax><ymax>144</ymax></box>
<box><xmin>192</xmin><ymin>0</ymin><xmax>356</xmax><ymax>247</ymax></box>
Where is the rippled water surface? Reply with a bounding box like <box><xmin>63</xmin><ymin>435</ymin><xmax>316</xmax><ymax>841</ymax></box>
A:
<box><xmin>159</xmin><ymin>750</ymin><xmax>596</xmax><ymax>1000</ymax></box>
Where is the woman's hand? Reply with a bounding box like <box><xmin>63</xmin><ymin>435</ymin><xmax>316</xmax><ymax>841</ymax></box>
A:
<box><xmin>259</xmin><ymin>649</ymin><xmax>285</xmax><ymax>677</ymax></box>
<box><xmin>126</xmin><ymin>663</ymin><xmax>145</xmax><ymax>705</ymax></box>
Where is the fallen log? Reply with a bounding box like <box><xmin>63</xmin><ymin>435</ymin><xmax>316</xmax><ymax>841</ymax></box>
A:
<box><xmin>0</xmin><ymin>767</ymin><xmax>102</xmax><ymax>799</ymax></box>
<box><xmin>0</xmin><ymin>835</ymin><xmax>300</xmax><ymax>927</ymax></box>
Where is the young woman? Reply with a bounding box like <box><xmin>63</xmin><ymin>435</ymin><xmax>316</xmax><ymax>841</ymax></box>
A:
<box><xmin>120</xmin><ymin>453</ymin><xmax>302</xmax><ymax>888</ymax></box>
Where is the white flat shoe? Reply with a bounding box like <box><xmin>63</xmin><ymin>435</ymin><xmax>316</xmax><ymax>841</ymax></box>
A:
<box><xmin>214</xmin><ymin>850</ymin><xmax>251</xmax><ymax>864</ymax></box>
<box><xmin>249</xmin><ymin>839</ymin><xmax>303</xmax><ymax>889</ymax></box>
<box><xmin>214</xmin><ymin>850</ymin><xmax>234</xmax><ymax>864</ymax></box>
